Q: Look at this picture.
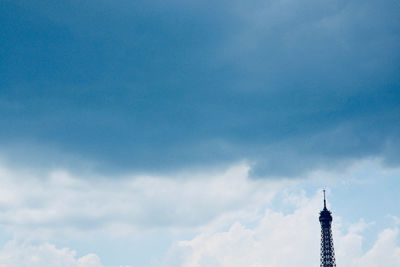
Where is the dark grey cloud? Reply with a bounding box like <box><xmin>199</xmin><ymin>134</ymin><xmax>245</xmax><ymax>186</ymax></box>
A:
<box><xmin>0</xmin><ymin>0</ymin><xmax>399</xmax><ymax>176</ymax></box>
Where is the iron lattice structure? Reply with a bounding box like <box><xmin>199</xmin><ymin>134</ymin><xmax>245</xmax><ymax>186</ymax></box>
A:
<box><xmin>319</xmin><ymin>191</ymin><xmax>336</xmax><ymax>267</ymax></box>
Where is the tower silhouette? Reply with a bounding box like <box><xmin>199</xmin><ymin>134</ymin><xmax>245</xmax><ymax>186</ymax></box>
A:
<box><xmin>319</xmin><ymin>190</ymin><xmax>336</xmax><ymax>267</ymax></box>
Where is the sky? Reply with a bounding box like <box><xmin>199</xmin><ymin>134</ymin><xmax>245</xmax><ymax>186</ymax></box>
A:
<box><xmin>0</xmin><ymin>0</ymin><xmax>399</xmax><ymax>266</ymax></box>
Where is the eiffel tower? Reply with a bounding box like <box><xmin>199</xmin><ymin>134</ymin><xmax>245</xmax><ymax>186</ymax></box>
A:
<box><xmin>319</xmin><ymin>190</ymin><xmax>336</xmax><ymax>267</ymax></box>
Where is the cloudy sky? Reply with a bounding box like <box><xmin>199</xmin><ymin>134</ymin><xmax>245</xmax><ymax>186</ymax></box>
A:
<box><xmin>1</xmin><ymin>0</ymin><xmax>400</xmax><ymax>266</ymax></box>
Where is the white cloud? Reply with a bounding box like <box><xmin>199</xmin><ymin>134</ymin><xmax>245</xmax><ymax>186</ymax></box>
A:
<box><xmin>353</xmin><ymin>228</ymin><xmax>400</xmax><ymax>267</ymax></box>
<box><xmin>0</xmin><ymin>240</ymin><xmax>137</xmax><ymax>267</ymax></box>
<box><xmin>77</xmin><ymin>254</ymin><xmax>106</xmax><ymax>267</ymax></box>
<box><xmin>0</xmin><ymin>161</ymin><xmax>281</xmax><ymax>240</ymax></box>
<box><xmin>0</xmin><ymin>161</ymin><xmax>284</xmax><ymax>266</ymax></box>
<box><xmin>163</xmin><ymin>193</ymin><xmax>321</xmax><ymax>267</ymax></box>
<box><xmin>0</xmin><ymin>241</ymin><xmax>110</xmax><ymax>267</ymax></box>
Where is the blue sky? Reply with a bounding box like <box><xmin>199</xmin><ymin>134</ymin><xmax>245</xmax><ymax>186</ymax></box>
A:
<box><xmin>0</xmin><ymin>0</ymin><xmax>400</xmax><ymax>266</ymax></box>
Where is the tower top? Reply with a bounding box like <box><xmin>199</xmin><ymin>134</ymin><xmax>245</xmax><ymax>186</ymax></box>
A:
<box><xmin>319</xmin><ymin>189</ymin><xmax>332</xmax><ymax>223</ymax></box>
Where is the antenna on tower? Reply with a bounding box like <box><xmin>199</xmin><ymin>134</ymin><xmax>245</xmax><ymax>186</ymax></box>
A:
<box><xmin>323</xmin><ymin>189</ymin><xmax>327</xmax><ymax>209</ymax></box>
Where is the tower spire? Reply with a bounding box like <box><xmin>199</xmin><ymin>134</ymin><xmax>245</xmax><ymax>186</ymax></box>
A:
<box><xmin>323</xmin><ymin>189</ymin><xmax>327</xmax><ymax>209</ymax></box>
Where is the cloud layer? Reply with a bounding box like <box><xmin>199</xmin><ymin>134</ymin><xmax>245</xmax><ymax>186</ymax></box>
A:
<box><xmin>1</xmin><ymin>0</ymin><xmax>399</xmax><ymax>176</ymax></box>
